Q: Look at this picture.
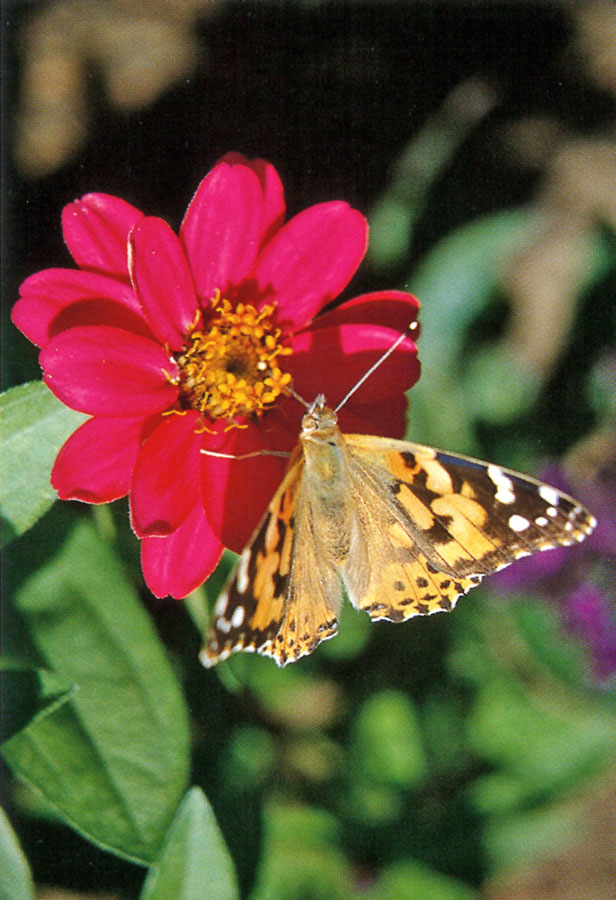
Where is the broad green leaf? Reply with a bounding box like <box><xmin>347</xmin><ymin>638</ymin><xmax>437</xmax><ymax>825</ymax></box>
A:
<box><xmin>0</xmin><ymin>807</ymin><xmax>35</xmax><ymax>900</ymax></box>
<box><xmin>1</xmin><ymin>667</ymin><xmax>75</xmax><ymax>742</ymax></box>
<box><xmin>2</xmin><ymin>520</ymin><xmax>190</xmax><ymax>864</ymax></box>
<box><xmin>0</xmin><ymin>382</ymin><xmax>87</xmax><ymax>545</ymax></box>
<box><xmin>140</xmin><ymin>788</ymin><xmax>240</xmax><ymax>900</ymax></box>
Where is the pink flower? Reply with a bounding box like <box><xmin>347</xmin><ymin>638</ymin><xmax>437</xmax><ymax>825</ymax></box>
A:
<box><xmin>13</xmin><ymin>154</ymin><xmax>420</xmax><ymax>598</ymax></box>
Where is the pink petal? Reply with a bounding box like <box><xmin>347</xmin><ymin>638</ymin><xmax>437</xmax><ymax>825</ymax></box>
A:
<box><xmin>13</xmin><ymin>269</ymin><xmax>151</xmax><ymax>348</ymax></box>
<box><xmin>51</xmin><ymin>415</ymin><xmax>157</xmax><ymax>502</ymax></box>
<box><xmin>141</xmin><ymin>501</ymin><xmax>223</xmax><ymax>599</ymax></box>
<box><xmin>40</xmin><ymin>326</ymin><xmax>178</xmax><ymax>416</ymax></box>
<box><xmin>62</xmin><ymin>193</ymin><xmax>143</xmax><ymax>279</ymax></box>
<box><xmin>338</xmin><ymin>394</ymin><xmax>409</xmax><ymax>439</ymax></box>
<box><xmin>219</xmin><ymin>153</ymin><xmax>286</xmax><ymax>245</ymax></box>
<box><xmin>180</xmin><ymin>161</ymin><xmax>266</xmax><ymax>303</ymax></box>
<box><xmin>309</xmin><ymin>291</ymin><xmax>420</xmax><ymax>335</ymax></box>
<box><xmin>130</xmin><ymin>412</ymin><xmax>202</xmax><ymax>537</ymax></box>
<box><xmin>129</xmin><ymin>217</ymin><xmax>198</xmax><ymax>349</ymax></box>
<box><xmin>287</xmin><ymin>324</ymin><xmax>419</xmax><ymax>408</ymax></box>
<box><xmin>201</xmin><ymin>417</ymin><xmax>294</xmax><ymax>552</ymax></box>
<box><xmin>255</xmin><ymin>202</ymin><xmax>368</xmax><ymax>331</ymax></box>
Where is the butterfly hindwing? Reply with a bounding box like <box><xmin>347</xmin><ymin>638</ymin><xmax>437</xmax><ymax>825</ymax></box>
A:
<box><xmin>201</xmin><ymin>450</ymin><xmax>340</xmax><ymax>668</ymax></box>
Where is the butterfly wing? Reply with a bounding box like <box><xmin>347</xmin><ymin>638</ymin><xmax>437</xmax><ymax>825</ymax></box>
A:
<box><xmin>342</xmin><ymin>435</ymin><xmax>596</xmax><ymax>622</ymax></box>
<box><xmin>201</xmin><ymin>449</ymin><xmax>340</xmax><ymax>668</ymax></box>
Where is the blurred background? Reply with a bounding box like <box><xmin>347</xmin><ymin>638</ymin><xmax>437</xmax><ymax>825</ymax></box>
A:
<box><xmin>3</xmin><ymin>1</ymin><xmax>616</xmax><ymax>898</ymax></box>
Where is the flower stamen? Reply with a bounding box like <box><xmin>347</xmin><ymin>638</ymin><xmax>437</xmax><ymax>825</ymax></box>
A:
<box><xmin>175</xmin><ymin>292</ymin><xmax>293</xmax><ymax>423</ymax></box>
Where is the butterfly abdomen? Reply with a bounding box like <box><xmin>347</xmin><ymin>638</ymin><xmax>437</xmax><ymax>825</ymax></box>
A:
<box><xmin>302</xmin><ymin>426</ymin><xmax>357</xmax><ymax>564</ymax></box>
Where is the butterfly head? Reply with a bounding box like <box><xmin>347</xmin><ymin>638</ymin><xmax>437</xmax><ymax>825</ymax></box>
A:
<box><xmin>301</xmin><ymin>394</ymin><xmax>339</xmax><ymax>441</ymax></box>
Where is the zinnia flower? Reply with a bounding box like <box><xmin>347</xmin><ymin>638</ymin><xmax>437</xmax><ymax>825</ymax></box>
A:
<box><xmin>12</xmin><ymin>154</ymin><xmax>420</xmax><ymax>598</ymax></box>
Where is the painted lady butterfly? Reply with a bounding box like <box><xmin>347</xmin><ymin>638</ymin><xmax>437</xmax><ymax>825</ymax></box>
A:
<box><xmin>201</xmin><ymin>349</ymin><xmax>596</xmax><ymax>668</ymax></box>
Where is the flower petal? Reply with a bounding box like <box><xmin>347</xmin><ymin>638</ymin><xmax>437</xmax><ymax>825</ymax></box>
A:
<box><xmin>129</xmin><ymin>217</ymin><xmax>198</xmax><ymax>349</ymax></box>
<box><xmin>255</xmin><ymin>202</ymin><xmax>368</xmax><ymax>330</ymax></box>
<box><xmin>219</xmin><ymin>153</ymin><xmax>286</xmax><ymax>244</ymax></box>
<box><xmin>338</xmin><ymin>394</ymin><xmax>409</xmax><ymax>439</ymax></box>
<box><xmin>62</xmin><ymin>193</ymin><xmax>143</xmax><ymax>278</ymax></box>
<box><xmin>201</xmin><ymin>417</ymin><xmax>294</xmax><ymax>552</ymax></box>
<box><xmin>287</xmin><ymin>323</ymin><xmax>419</xmax><ymax>408</ymax></box>
<box><xmin>130</xmin><ymin>412</ymin><xmax>202</xmax><ymax>537</ymax></box>
<box><xmin>13</xmin><ymin>268</ymin><xmax>151</xmax><ymax>347</ymax></box>
<box><xmin>180</xmin><ymin>161</ymin><xmax>266</xmax><ymax>302</ymax></box>
<box><xmin>141</xmin><ymin>501</ymin><xmax>223</xmax><ymax>599</ymax></box>
<box><xmin>309</xmin><ymin>290</ymin><xmax>420</xmax><ymax>335</ymax></box>
<box><xmin>51</xmin><ymin>415</ymin><xmax>157</xmax><ymax>502</ymax></box>
<box><xmin>40</xmin><ymin>325</ymin><xmax>178</xmax><ymax>416</ymax></box>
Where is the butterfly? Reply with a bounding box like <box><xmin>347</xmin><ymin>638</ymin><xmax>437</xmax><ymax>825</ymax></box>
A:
<box><xmin>200</xmin><ymin>391</ymin><xmax>596</xmax><ymax>668</ymax></box>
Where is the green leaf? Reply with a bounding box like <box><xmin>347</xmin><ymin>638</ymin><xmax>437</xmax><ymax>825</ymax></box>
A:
<box><xmin>466</xmin><ymin>674</ymin><xmax>616</xmax><ymax>798</ymax></box>
<box><xmin>0</xmin><ymin>382</ymin><xmax>87</xmax><ymax>545</ymax></box>
<box><xmin>140</xmin><ymin>788</ymin><xmax>240</xmax><ymax>900</ymax></box>
<box><xmin>368</xmin><ymin>78</ymin><xmax>497</xmax><ymax>270</ymax></box>
<box><xmin>250</xmin><ymin>803</ymin><xmax>350</xmax><ymax>900</ymax></box>
<box><xmin>0</xmin><ymin>807</ymin><xmax>35</xmax><ymax>900</ymax></box>
<box><xmin>1</xmin><ymin>667</ymin><xmax>75</xmax><ymax>742</ymax></box>
<box><xmin>2</xmin><ymin>520</ymin><xmax>190</xmax><ymax>864</ymax></box>
<box><xmin>350</xmin><ymin>690</ymin><xmax>427</xmax><ymax>790</ymax></box>
<box><xmin>406</xmin><ymin>208</ymin><xmax>533</xmax><ymax>449</ymax></box>
<box><xmin>367</xmin><ymin>858</ymin><xmax>479</xmax><ymax>900</ymax></box>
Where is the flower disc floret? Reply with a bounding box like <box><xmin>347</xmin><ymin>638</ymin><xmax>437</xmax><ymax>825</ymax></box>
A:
<box><xmin>175</xmin><ymin>293</ymin><xmax>293</xmax><ymax>422</ymax></box>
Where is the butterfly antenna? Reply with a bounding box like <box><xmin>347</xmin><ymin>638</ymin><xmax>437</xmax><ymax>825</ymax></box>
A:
<box><xmin>334</xmin><ymin>323</ymin><xmax>416</xmax><ymax>413</ymax></box>
<box><xmin>286</xmin><ymin>386</ymin><xmax>311</xmax><ymax>409</ymax></box>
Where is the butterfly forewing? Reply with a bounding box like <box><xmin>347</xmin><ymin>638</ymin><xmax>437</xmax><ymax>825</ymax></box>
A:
<box><xmin>201</xmin><ymin>399</ymin><xmax>596</xmax><ymax>668</ymax></box>
<box><xmin>341</xmin><ymin>435</ymin><xmax>595</xmax><ymax>624</ymax></box>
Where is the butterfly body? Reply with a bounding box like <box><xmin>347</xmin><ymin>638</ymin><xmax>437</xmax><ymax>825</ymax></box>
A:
<box><xmin>201</xmin><ymin>395</ymin><xmax>596</xmax><ymax>668</ymax></box>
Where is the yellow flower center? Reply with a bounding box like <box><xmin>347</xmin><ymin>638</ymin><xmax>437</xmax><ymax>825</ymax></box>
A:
<box><xmin>175</xmin><ymin>292</ymin><xmax>293</xmax><ymax>423</ymax></box>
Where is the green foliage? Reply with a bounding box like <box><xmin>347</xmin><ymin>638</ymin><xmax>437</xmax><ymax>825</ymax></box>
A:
<box><xmin>450</xmin><ymin>597</ymin><xmax>616</xmax><ymax>870</ymax></box>
<box><xmin>366</xmin><ymin>858</ymin><xmax>479</xmax><ymax>900</ymax></box>
<box><xmin>2</xmin><ymin>520</ymin><xmax>190</xmax><ymax>864</ymax></box>
<box><xmin>140</xmin><ymin>788</ymin><xmax>240</xmax><ymax>900</ymax></box>
<box><xmin>249</xmin><ymin>804</ymin><xmax>350</xmax><ymax>900</ymax></box>
<box><xmin>0</xmin><ymin>807</ymin><xmax>35</xmax><ymax>900</ymax></box>
<box><xmin>0</xmin><ymin>382</ymin><xmax>87</xmax><ymax>545</ymax></box>
<box><xmin>347</xmin><ymin>690</ymin><xmax>427</xmax><ymax>825</ymax></box>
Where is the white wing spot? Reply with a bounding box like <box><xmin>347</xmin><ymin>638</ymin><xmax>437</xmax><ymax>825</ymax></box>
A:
<box><xmin>565</xmin><ymin>521</ymin><xmax>574</xmax><ymax>532</ymax></box>
<box><xmin>214</xmin><ymin>591</ymin><xmax>229</xmax><ymax>616</ymax></box>
<box><xmin>217</xmin><ymin>616</ymin><xmax>232</xmax><ymax>634</ymax></box>
<box><xmin>547</xmin><ymin>506</ymin><xmax>558</xmax><ymax>517</ymax></box>
<box><xmin>509</xmin><ymin>514</ymin><xmax>530</xmax><ymax>532</ymax></box>
<box><xmin>488</xmin><ymin>464</ymin><xmax>516</xmax><ymax>505</ymax></box>
<box><xmin>236</xmin><ymin>547</ymin><xmax>251</xmax><ymax>594</ymax></box>
<box><xmin>231</xmin><ymin>605</ymin><xmax>245</xmax><ymax>628</ymax></box>
<box><xmin>539</xmin><ymin>485</ymin><xmax>560</xmax><ymax>506</ymax></box>
<box><xmin>535</xmin><ymin>516</ymin><xmax>549</xmax><ymax>527</ymax></box>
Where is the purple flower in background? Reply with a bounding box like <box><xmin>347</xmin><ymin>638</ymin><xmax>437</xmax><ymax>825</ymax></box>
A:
<box><xmin>564</xmin><ymin>585</ymin><xmax>616</xmax><ymax>681</ymax></box>
<box><xmin>494</xmin><ymin>460</ymin><xmax>616</xmax><ymax>683</ymax></box>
